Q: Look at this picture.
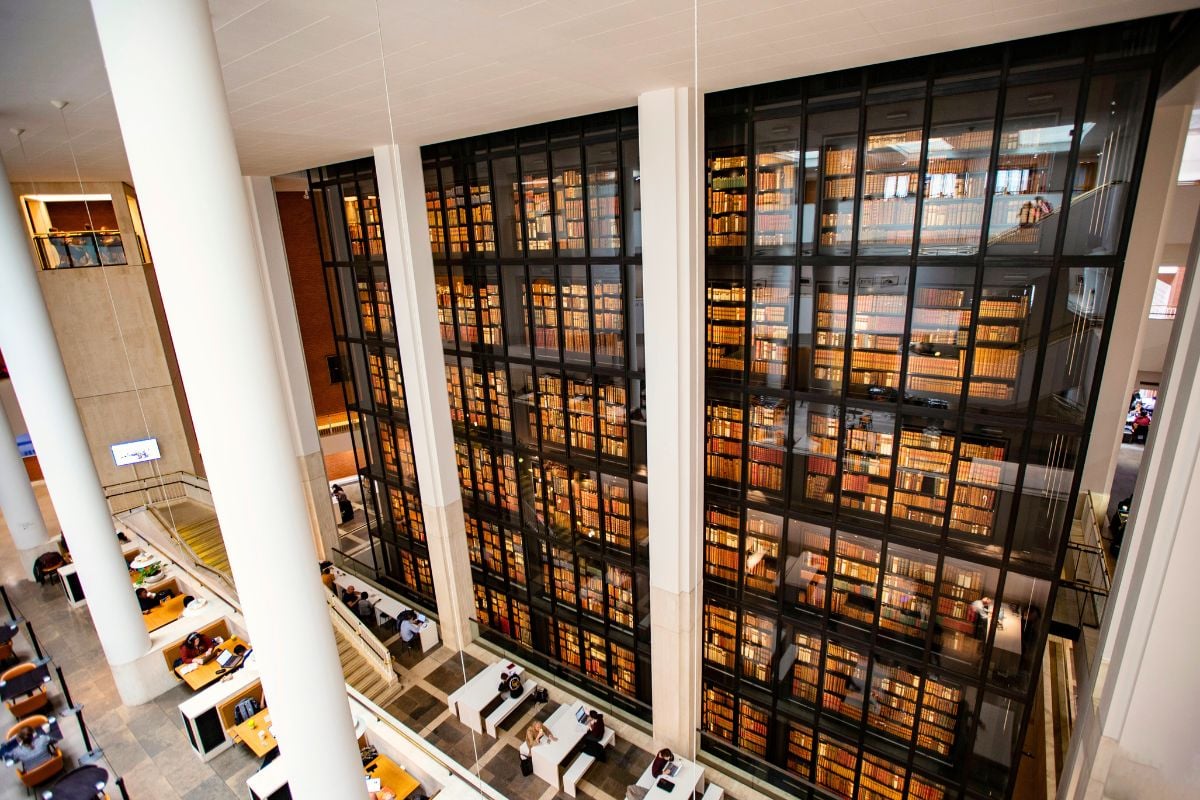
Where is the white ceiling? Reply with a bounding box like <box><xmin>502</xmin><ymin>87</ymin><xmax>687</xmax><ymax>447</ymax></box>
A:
<box><xmin>1</xmin><ymin>0</ymin><xmax>1197</xmax><ymax>182</ymax></box>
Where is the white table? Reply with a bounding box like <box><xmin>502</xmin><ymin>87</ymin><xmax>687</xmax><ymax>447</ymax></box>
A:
<box><xmin>446</xmin><ymin>660</ymin><xmax>524</xmax><ymax>734</ymax></box>
<box><xmin>635</xmin><ymin>756</ymin><xmax>705</xmax><ymax>798</ymax></box>
<box><xmin>329</xmin><ymin>568</ymin><xmax>439</xmax><ymax>652</ymax></box>
<box><xmin>527</xmin><ymin>701</ymin><xmax>590</xmax><ymax>789</ymax></box>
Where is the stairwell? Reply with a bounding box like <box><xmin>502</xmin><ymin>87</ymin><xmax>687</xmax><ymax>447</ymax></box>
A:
<box><xmin>334</xmin><ymin>626</ymin><xmax>406</xmax><ymax>709</ymax></box>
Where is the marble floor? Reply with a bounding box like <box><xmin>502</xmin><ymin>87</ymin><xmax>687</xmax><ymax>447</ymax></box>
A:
<box><xmin>1</xmin><ymin>483</ymin><xmax>750</xmax><ymax>800</ymax></box>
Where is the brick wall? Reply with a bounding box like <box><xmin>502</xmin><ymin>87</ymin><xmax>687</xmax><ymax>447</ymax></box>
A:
<box><xmin>275</xmin><ymin>191</ymin><xmax>346</xmax><ymax>420</ymax></box>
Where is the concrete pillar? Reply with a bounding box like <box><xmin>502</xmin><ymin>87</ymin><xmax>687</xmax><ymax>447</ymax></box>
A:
<box><xmin>245</xmin><ymin>176</ymin><xmax>338</xmax><ymax>561</ymax></box>
<box><xmin>0</xmin><ymin>394</ymin><xmax>50</xmax><ymax>574</ymax></box>
<box><xmin>1058</xmin><ymin>183</ymin><xmax>1200</xmax><ymax>800</ymax></box>
<box><xmin>1077</xmin><ymin>102</ymin><xmax>1191</xmax><ymax>508</ymax></box>
<box><xmin>373</xmin><ymin>144</ymin><xmax>475</xmax><ymax>652</ymax></box>
<box><xmin>88</xmin><ymin>1</ymin><xmax>364</xmax><ymax>797</ymax></box>
<box><xmin>0</xmin><ymin>156</ymin><xmax>155</xmax><ymax>702</ymax></box>
<box><xmin>638</xmin><ymin>87</ymin><xmax>705</xmax><ymax>755</ymax></box>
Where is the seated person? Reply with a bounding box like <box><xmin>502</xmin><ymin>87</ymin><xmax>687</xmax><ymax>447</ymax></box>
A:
<box><xmin>320</xmin><ymin>561</ymin><xmax>335</xmax><ymax>593</ymax></box>
<box><xmin>178</xmin><ymin>631</ymin><xmax>219</xmax><ymax>666</ymax></box>
<box><xmin>398</xmin><ymin>610</ymin><xmax>421</xmax><ymax>647</ymax></box>
<box><xmin>217</xmin><ymin>644</ymin><xmax>252</xmax><ymax>676</ymax></box>
<box><xmin>341</xmin><ymin>585</ymin><xmax>360</xmax><ymax>612</ymax></box>
<box><xmin>4</xmin><ymin>724</ymin><xmax>59</xmax><ymax>771</ymax></box>
<box><xmin>498</xmin><ymin>671</ymin><xmax>523</xmax><ymax>698</ymax></box>
<box><xmin>524</xmin><ymin>720</ymin><xmax>557</xmax><ymax>751</ymax></box>
<box><xmin>135</xmin><ymin>587</ymin><xmax>161</xmax><ymax>614</ymax></box>
<box><xmin>582</xmin><ymin>709</ymin><xmax>607</xmax><ymax>762</ymax></box>
<box><xmin>356</xmin><ymin>591</ymin><xmax>375</xmax><ymax>624</ymax></box>
<box><xmin>650</xmin><ymin>747</ymin><xmax>674</xmax><ymax>778</ymax></box>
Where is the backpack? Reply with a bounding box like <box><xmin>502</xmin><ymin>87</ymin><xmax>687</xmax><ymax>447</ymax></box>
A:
<box><xmin>234</xmin><ymin>697</ymin><xmax>260</xmax><ymax>724</ymax></box>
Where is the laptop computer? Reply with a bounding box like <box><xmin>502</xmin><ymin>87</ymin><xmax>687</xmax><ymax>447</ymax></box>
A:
<box><xmin>576</xmin><ymin>706</ymin><xmax>589</xmax><ymax>725</ymax></box>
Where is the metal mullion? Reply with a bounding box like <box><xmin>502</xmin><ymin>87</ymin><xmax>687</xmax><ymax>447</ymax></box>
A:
<box><xmin>1051</xmin><ymin>56</ymin><xmax>1096</xmax><ymax>263</ymax></box>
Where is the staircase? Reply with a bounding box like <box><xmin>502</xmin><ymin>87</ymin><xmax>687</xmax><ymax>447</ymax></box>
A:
<box><xmin>334</xmin><ymin>626</ymin><xmax>405</xmax><ymax>709</ymax></box>
<box><xmin>150</xmin><ymin>500</ymin><xmax>231</xmax><ymax>576</ymax></box>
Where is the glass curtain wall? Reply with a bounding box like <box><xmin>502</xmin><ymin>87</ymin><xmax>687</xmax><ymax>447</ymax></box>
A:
<box><xmin>307</xmin><ymin>158</ymin><xmax>435</xmax><ymax>607</ymax></box>
<box><xmin>702</xmin><ymin>19</ymin><xmax>1161</xmax><ymax>800</ymax></box>
<box><xmin>421</xmin><ymin>110</ymin><xmax>651</xmax><ymax>715</ymax></box>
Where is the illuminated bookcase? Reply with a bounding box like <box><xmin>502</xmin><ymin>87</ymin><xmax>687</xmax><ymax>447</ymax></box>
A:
<box><xmin>423</xmin><ymin>109</ymin><xmax>650</xmax><ymax>715</ymax></box>
<box><xmin>308</xmin><ymin>159</ymin><xmax>434</xmax><ymax>607</ymax></box>
<box><xmin>700</xmin><ymin>20</ymin><xmax>1162</xmax><ymax>800</ymax></box>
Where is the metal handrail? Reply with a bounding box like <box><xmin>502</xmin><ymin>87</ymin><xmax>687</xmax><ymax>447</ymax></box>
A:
<box><xmin>326</xmin><ymin>593</ymin><xmax>396</xmax><ymax>685</ymax></box>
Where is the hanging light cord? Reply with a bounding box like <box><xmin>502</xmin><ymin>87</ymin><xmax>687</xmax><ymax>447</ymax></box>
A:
<box><xmin>55</xmin><ymin>105</ymin><xmax>184</xmax><ymax>550</ymax></box>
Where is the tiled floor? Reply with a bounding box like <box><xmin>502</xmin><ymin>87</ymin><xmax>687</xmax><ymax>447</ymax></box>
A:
<box><xmin>1</xmin><ymin>483</ymin><xmax>749</xmax><ymax>800</ymax></box>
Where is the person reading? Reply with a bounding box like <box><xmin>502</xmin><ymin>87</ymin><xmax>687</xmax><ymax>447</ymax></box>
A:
<box><xmin>651</xmin><ymin>747</ymin><xmax>674</xmax><ymax>778</ymax></box>
<box><xmin>178</xmin><ymin>632</ymin><xmax>219</xmax><ymax>665</ymax></box>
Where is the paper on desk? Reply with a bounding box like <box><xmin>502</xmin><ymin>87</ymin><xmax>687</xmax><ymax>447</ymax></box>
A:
<box><xmin>177</xmin><ymin>663</ymin><xmax>200</xmax><ymax>675</ymax></box>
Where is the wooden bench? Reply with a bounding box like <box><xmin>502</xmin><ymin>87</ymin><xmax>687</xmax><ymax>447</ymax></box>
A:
<box><xmin>562</xmin><ymin>727</ymin><xmax>615</xmax><ymax>797</ymax></box>
<box><xmin>483</xmin><ymin>678</ymin><xmax>539</xmax><ymax>737</ymax></box>
<box><xmin>215</xmin><ymin>679</ymin><xmax>264</xmax><ymax>733</ymax></box>
<box><xmin>162</xmin><ymin>619</ymin><xmax>233</xmax><ymax>671</ymax></box>
<box><xmin>701</xmin><ymin>784</ymin><xmax>725</xmax><ymax>800</ymax></box>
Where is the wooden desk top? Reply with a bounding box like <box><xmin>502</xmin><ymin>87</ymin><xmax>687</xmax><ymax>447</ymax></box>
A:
<box><xmin>364</xmin><ymin>755</ymin><xmax>421</xmax><ymax>799</ymax></box>
<box><xmin>142</xmin><ymin>597</ymin><xmax>185</xmax><ymax>632</ymax></box>
<box><xmin>233</xmin><ymin>708</ymin><xmax>277</xmax><ymax>758</ymax></box>
<box><xmin>175</xmin><ymin>637</ymin><xmax>246</xmax><ymax>691</ymax></box>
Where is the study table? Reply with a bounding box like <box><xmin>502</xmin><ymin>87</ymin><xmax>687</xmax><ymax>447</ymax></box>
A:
<box><xmin>634</xmin><ymin>756</ymin><xmax>706</xmax><ymax>798</ymax></box>
<box><xmin>527</xmin><ymin>701</ymin><xmax>590</xmax><ymax>789</ymax></box>
<box><xmin>42</xmin><ymin>764</ymin><xmax>108</xmax><ymax>799</ymax></box>
<box><xmin>364</xmin><ymin>754</ymin><xmax>422</xmax><ymax>799</ymax></box>
<box><xmin>0</xmin><ymin>663</ymin><xmax>51</xmax><ymax>702</ymax></box>
<box><xmin>143</xmin><ymin>597</ymin><xmax>186</xmax><ymax>632</ymax></box>
<box><xmin>233</xmin><ymin>707</ymin><xmax>277</xmax><ymax>758</ymax></box>
<box><xmin>446</xmin><ymin>659</ymin><xmax>523</xmax><ymax>734</ymax></box>
<box><xmin>174</xmin><ymin>636</ymin><xmax>247</xmax><ymax>691</ymax></box>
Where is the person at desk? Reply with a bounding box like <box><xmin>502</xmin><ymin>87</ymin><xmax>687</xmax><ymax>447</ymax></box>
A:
<box><xmin>356</xmin><ymin>591</ymin><xmax>376</xmax><ymax>625</ymax></box>
<box><xmin>135</xmin><ymin>587</ymin><xmax>161</xmax><ymax>614</ymax></box>
<box><xmin>178</xmin><ymin>632</ymin><xmax>219</xmax><ymax>666</ymax></box>
<box><xmin>3</xmin><ymin>724</ymin><xmax>59</xmax><ymax>771</ymax></box>
<box><xmin>341</xmin><ymin>585</ymin><xmax>361</xmax><ymax>613</ymax></box>
<box><xmin>398</xmin><ymin>610</ymin><xmax>422</xmax><ymax>650</ymax></box>
<box><xmin>524</xmin><ymin>720</ymin><xmax>557</xmax><ymax>750</ymax></box>
<box><xmin>320</xmin><ymin>561</ymin><xmax>335</xmax><ymax>593</ymax></box>
<box><xmin>498</xmin><ymin>671</ymin><xmax>523</xmax><ymax>698</ymax></box>
<box><xmin>650</xmin><ymin>747</ymin><xmax>674</xmax><ymax>778</ymax></box>
<box><xmin>581</xmin><ymin>710</ymin><xmax>607</xmax><ymax>762</ymax></box>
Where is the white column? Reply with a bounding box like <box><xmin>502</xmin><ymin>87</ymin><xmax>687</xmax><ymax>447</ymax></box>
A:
<box><xmin>638</xmin><ymin>87</ymin><xmax>705</xmax><ymax>755</ymax></box>
<box><xmin>245</xmin><ymin>176</ymin><xmax>339</xmax><ymax>560</ymax></box>
<box><xmin>1058</xmin><ymin>187</ymin><xmax>1200</xmax><ymax>800</ymax></box>
<box><xmin>88</xmin><ymin>2</ymin><xmax>364</xmax><ymax>797</ymax></box>
<box><xmin>0</xmin><ymin>155</ymin><xmax>154</xmax><ymax>701</ymax></box>
<box><xmin>373</xmin><ymin>144</ymin><xmax>475</xmax><ymax>651</ymax></box>
<box><xmin>0</xmin><ymin>398</ymin><xmax>49</xmax><ymax>573</ymax></box>
<box><xmin>1077</xmin><ymin>102</ymin><xmax>1191</xmax><ymax>506</ymax></box>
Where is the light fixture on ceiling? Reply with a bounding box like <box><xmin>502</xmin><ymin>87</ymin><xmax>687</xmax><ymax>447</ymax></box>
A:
<box><xmin>1027</xmin><ymin>93</ymin><xmax>1055</xmax><ymax>104</ymax></box>
<box><xmin>885</xmin><ymin>111</ymin><xmax>909</xmax><ymax>121</ymax></box>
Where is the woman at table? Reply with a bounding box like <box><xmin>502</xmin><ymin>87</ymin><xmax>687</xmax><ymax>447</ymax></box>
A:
<box><xmin>178</xmin><ymin>632</ymin><xmax>218</xmax><ymax>666</ymax></box>
<box><xmin>4</xmin><ymin>724</ymin><xmax>59</xmax><ymax>771</ymax></box>
<box><xmin>582</xmin><ymin>710</ymin><xmax>608</xmax><ymax>762</ymax></box>
<box><xmin>524</xmin><ymin>720</ymin><xmax>557</xmax><ymax>750</ymax></box>
<box><xmin>650</xmin><ymin>747</ymin><xmax>674</xmax><ymax>778</ymax></box>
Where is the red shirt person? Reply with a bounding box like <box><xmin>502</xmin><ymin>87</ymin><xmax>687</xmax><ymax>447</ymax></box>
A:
<box><xmin>178</xmin><ymin>632</ymin><xmax>218</xmax><ymax>664</ymax></box>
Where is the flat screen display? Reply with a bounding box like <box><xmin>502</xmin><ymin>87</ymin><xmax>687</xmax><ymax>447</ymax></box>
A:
<box><xmin>111</xmin><ymin>437</ymin><xmax>161</xmax><ymax>466</ymax></box>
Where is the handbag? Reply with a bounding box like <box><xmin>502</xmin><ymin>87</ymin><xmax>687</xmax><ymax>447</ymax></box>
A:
<box><xmin>519</xmin><ymin>754</ymin><xmax>533</xmax><ymax>777</ymax></box>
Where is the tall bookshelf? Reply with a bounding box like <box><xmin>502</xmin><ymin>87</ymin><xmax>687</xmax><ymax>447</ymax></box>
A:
<box><xmin>308</xmin><ymin>159</ymin><xmax>433</xmax><ymax>608</ymax></box>
<box><xmin>701</xmin><ymin>23</ymin><xmax>1159</xmax><ymax>800</ymax></box>
<box><xmin>422</xmin><ymin>109</ymin><xmax>650</xmax><ymax>714</ymax></box>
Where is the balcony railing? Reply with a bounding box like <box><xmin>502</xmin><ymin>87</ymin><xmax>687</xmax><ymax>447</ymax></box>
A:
<box><xmin>33</xmin><ymin>230</ymin><xmax>127</xmax><ymax>270</ymax></box>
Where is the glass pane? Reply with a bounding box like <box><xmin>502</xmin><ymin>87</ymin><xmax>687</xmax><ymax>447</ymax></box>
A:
<box><xmin>1063</xmin><ymin>71</ymin><xmax>1150</xmax><ymax>255</ymax></box>
<box><xmin>841</xmin><ymin>406</ymin><xmax>895</xmax><ymax>522</ymax></box>
<box><xmin>423</xmin><ymin>168</ymin><xmax>445</xmax><ymax>259</ymax></box>
<box><xmin>988</xmin><ymin>573</ymin><xmax>1049</xmax><ymax>690</ymax></box>
<box><xmin>747</xmin><ymin>395</ymin><xmax>787</xmax><ymax>500</ymax></box>
<box><xmin>791</xmin><ymin>400</ymin><xmax>839</xmax><ymax>518</ymax></box>
<box><xmin>533</xmin><ymin>369</ymin><xmax>566</xmax><ymax>453</ymax></box>
<box><xmin>920</xmin><ymin>90</ymin><xmax>997</xmax><ymax>255</ymax></box>
<box><xmin>905</xmin><ymin>266</ymin><xmax>975</xmax><ymax>411</ymax></box>
<box><xmin>623</xmin><ymin>138</ymin><xmax>642</xmax><ymax>257</ymax></box>
<box><xmin>468</xmin><ymin>159</ymin><xmax>496</xmax><ymax>255</ymax></box>
<box><xmin>592</xmin><ymin>265</ymin><xmax>625</xmax><ymax>368</ymax></box>
<box><xmin>987</xmin><ymin>79</ymin><xmax>1082</xmax><ymax>255</ymax></box>
<box><xmin>935</xmin><ymin>557</ymin><xmax>999</xmax><ymax>675</ymax></box>
<box><xmin>566</xmin><ymin>373</ymin><xmax>597</xmax><ymax>457</ymax></box>
<box><xmin>753</xmin><ymin>116</ymin><xmax>802</xmax><ymax>256</ymax></box>
<box><xmin>560</xmin><ymin>265</ymin><xmax>591</xmax><ymax>365</ymax></box>
<box><xmin>586</xmin><ymin>142</ymin><xmax>621</xmax><ymax>256</ymax></box>
<box><xmin>501</xmin><ymin>265</ymin><xmax>530</xmax><ymax>359</ymax></box>
<box><xmin>784</xmin><ymin>520</ymin><xmax>831</xmax><ymax>617</ymax></box>
<box><xmin>706</xmin><ymin>265</ymin><xmax>746</xmax><ymax>385</ymax></box>
<box><xmin>806</xmin><ymin>265</ymin><xmax>851</xmax><ymax>395</ymax></box>
<box><xmin>492</xmin><ymin>155</ymin><xmax>521</xmax><ymax>257</ymax></box>
<box><xmin>601</xmin><ymin>473</ymin><xmax>633</xmax><ymax>552</ymax></box>
<box><xmin>810</xmin><ymin>108</ymin><xmax>859</xmax><ymax>256</ymax></box>
<box><xmin>597</xmin><ymin>375</ymin><xmax>628</xmax><ymax>464</ymax></box>
<box><xmin>708</xmin><ymin>147</ymin><xmax>749</xmax><ymax>253</ymax></box>
<box><xmin>966</xmin><ymin>267</ymin><xmax>1050</xmax><ymax>418</ymax></box>
<box><xmin>739</xmin><ymin>609</ymin><xmax>776</xmax><ymax>686</ymax></box>
<box><xmin>743</xmin><ymin>508</ymin><xmax>783</xmax><ymax>599</ymax></box>
<box><xmin>520</xmin><ymin>151</ymin><xmax>553</xmax><ymax>253</ymax></box>
<box><xmin>706</xmin><ymin>394</ymin><xmax>744</xmax><ymax>491</ymax></box>
<box><xmin>552</xmin><ymin>146</ymin><xmax>585</xmax><ymax>256</ymax></box>
<box><xmin>784</xmin><ymin>627</ymin><xmax>821</xmax><ymax>709</ymax></box>
<box><xmin>1038</xmin><ymin>267</ymin><xmax>1113</xmax><ymax>424</ymax></box>
<box><xmin>879</xmin><ymin>542</ymin><xmax>936</xmax><ymax>653</ymax></box>
<box><xmin>830</xmin><ymin>530</ymin><xmax>881</xmax><ymax>632</ymax></box>
<box><xmin>860</xmin><ymin>97</ymin><xmax>925</xmax><ymax>255</ymax></box>
<box><xmin>892</xmin><ymin>418</ymin><xmax>957</xmax><ymax>536</ymax></box>
<box><xmin>750</xmin><ymin>264</ymin><xmax>794</xmax><ymax>389</ymax></box>
<box><xmin>528</xmin><ymin>266</ymin><xmax>559</xmax><ymax>360</ymax></box>
<box><xmin>849</xmin><ymin>266</ymin><xmax>909</xmax><ymax>401</ymax></box>
<box><xmin>969</xmin><ymin>693</ymin><xmax>1025</xmax><ymax>798</ymax></box>
<box><xmin>821</xmin><ymin>636</ymin><xmax>869</xmax><ymax>728</ymax></box>
<box><xmin>1011</xmin><ymin>431</ymin><xmax>1079</xmax><ymax>568</ymax></box>
<box><xmin>441</xmin><ymin>165</ymin><xmax>468</xmax><ymax>256</ymax></box>
<box><xmin>950</xmin><ymin>422</ymin><xmax>1019</xmax><ymax>551</ymax></box>
<box><xmin>510</xmin><ymin>363</ymin><xmax>537</xmax><ymax>451</ymax></box>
